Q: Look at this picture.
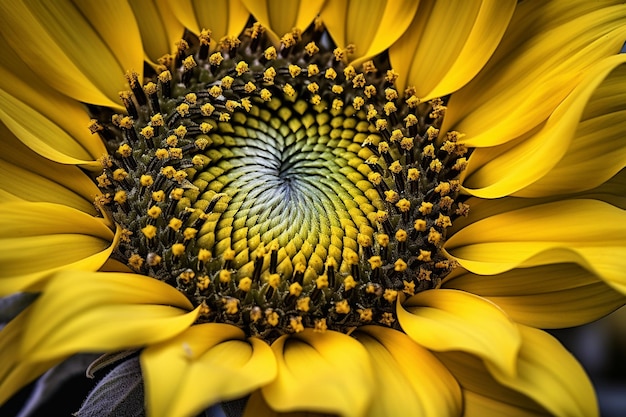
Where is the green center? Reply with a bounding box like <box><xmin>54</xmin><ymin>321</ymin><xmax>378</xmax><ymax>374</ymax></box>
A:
<box><xmin>90</xmin><ymin>23</ymin><xmax>469</xmax><ymax>340</ymax></box>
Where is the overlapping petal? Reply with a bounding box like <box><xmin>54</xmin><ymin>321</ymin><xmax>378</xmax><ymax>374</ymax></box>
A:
<box><xmin>443</xmin><ymin>0</ymin><xmax>626</xmax><ymax>147</ymax></box>
<box><xmin>354</xmin><ymin>326</ymin><xmax>462</xmax><ymax>417</ymax></box>
<box><xmin>389</xmin><ymin>0</ymin><xmax>516</xmax><ymax>99</ymax></box>
<box><xmin>0</xmin><ymin>308</ymin><xmax>63</xmax><ymax>406</ymax></box>
<box><xmin>0</xmin><ymin>0</ymin><xmax>143</xmax><ymax>107</ymax></box>
<box><xmin>443</xmin><ymin>264</ymin><xmax>624</xmax><ymax>328</ymax></box>
<box><xmin>170</xmin><ymin>0</ymin><xmax>249</xmax><ymax>48</ymax></box>
<box><xmin>243</xmin><ymin>0</ymin><xmax>324</xmax><ymax>46</ymax></box>
<box><xmin>0</xmin><ymin>124</ymin><xmax>100</xmax><ymax>214</ymax></box>
<box><xmin>397</xmin><ymin>289</ymin><xmax>520</xmax><ymax>377</ymax></box>
<box><xmin>462</xmin><ymin>55</ymin><xmax>626</xmax><ymax>198</ymax></box>
<box><xmin>445</xmin><ymin>199</ymin><xmax>626</xmax><ymax>295</ymax></box>
<box><xmin>0</xmin><ymin>202</ymin><xmax>118</xmax><ymax>296</ymax></box>
<box><xmin>141</xmin><ymin>324</ymin><xmax>276</xmax><ymax>417</ymax></box>
<box><xmin>262</xmin><ymin>329</ymin><xmax>374</xmax><ymax>417</ymax></box>
<box><xmin>321</xmin><ymin>0</ymin><xmax>418</xmax><ymax>66</ymax></box>
<box><xmin>129</xmin><ymin>0</ymin><xmax>185</xmax><ymax>64</ymax></box>
<box><xmin>21</xmin><ymin>271</ymin><xmax>198</xmax><ymax>362</ymax></box>
<box><xmin>438</xmin><ymin>325</ymin><xmax>599</xmax><ymax>417</ymax></box>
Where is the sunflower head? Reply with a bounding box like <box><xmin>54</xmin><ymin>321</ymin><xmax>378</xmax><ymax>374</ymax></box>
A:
<box><xmin>91</xmin><ymin>23</ymin><xmax>469</xmax><ymax>341</ymax></box>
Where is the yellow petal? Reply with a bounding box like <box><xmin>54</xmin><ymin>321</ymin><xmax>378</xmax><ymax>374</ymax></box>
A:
<box><xmin>398</xmin><ymin>289</ymin><xmax>520</xmax><ymax>377</ymax></box>
<box><xmin>389</xmin><ymin>0</ymin><xmax>516</xmax><ymax>99</ymax></box>
<box><xmin>0</xmin><ymin>42</ymin><xmax>107</xmax><ymax>166</ymax></box>
<box><xmin>22</xmin><ymin>271</ymin><xmax>197</xmax><ymax>362</ymax></box>
<box><xmin>0</xmin><ymin>0</ymin><xmax>143</xmax><ymax>107</ymax></box>
<box><xmin>320</xmin><ymin>0</ymin><xmax>418</xmax><ymax>67</ymax></box>
<box><xmin>437</xmin><ymin>325</ymin><xmax>599</xmax><ymax>417</ymax></box>
<box><xmin>443</xmin><ymin>264</ymin><xmax>624</xmax><ymax>328</ymax></box>
<box><xmin>488</xmin><ymin>325</ymin><xmax>599</xmax><ymax>417</ymax></box>
<box><xmin>0</xmin><ymin>308</ymin><xmax>63</xmax><ymax>406</ymax></box>
<box><xmin>443</xmin><ymin>1</ymin><xmax>626</xmax><ymax>147</ymax></box>
<box><xmin>0</xmin><ymin>202</ymin><xmax>118</xmax><ymax>295</ymax></box>
<box><xmin>444</xmin><ymin>199</ymin><xmax>626</xmax><ymax>295</ymax></box>
<box><xmin>262</xmin><ymin>329</ymin><xmax>374</xmax><ymax>417</ymax></box>
<box><xmin>462</xmin><ymin>55</ymin><xmax>626</xmax><ymax>198</ymax></box>
<box><xmin>244</xmin><ymin>0</ymin><xmax>324</xmax><ymax>45</ymax></box>
<box><xmin>513</xmin><ymin>61</ymin><xmax>626</xmax><ymax>197</ymax></box>
<box><xmin>0</xmin><ymin>125</ymin><xmax>100</xmax><ymax>214</ymax></box>
<box><xmin>354</xmin><ymin>326</ymin><xmax>461</xmax><ymax>417</ymax></box>
<box><xmin>170</xmin><ymin>0</ymin><xmax>249</xmax><ymax>48</ymax></box>
<box><xmin>462</xmin><ymin>390</ymin><xmax>550</xmax><ymax>417</ymax></box>
<box><xmin>128</xmin><ymin>0</ymin><xmax>185</xmax><ymax>63</ymax></box>
<box><xmin>142</xmin><ymin>324</ymin><xmax>276</xmax><ymax>417</ymax></box>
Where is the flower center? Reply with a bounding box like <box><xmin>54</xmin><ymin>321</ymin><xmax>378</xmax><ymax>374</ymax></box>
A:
<box><xmin>90</xmin><ymin>23</ymin><xmax>469</xmax><ymax>340</ymax></box>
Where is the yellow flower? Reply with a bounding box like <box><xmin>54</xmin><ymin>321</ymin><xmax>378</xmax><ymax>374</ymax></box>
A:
<box><xmin>1</xmin><ymin>1</ymin><xmax>625</xmax><ymax>416</ymax></box>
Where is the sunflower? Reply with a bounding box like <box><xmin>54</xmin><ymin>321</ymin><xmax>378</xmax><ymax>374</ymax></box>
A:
<box><xmin>1</xmin><ymin>0</ymin><xmax>625</xmax><ymax>416</ymax></box>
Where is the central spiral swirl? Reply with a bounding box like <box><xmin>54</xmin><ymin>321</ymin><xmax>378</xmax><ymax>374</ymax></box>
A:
<box><xmin>195</xmin><ymin>101</ymin><xmax>378</xmax><ymax>276</ymax></box>
<box><xmin>89</xmin><ymin>23</ymin><xmax>469</xmax><ymax>340</ymax></box>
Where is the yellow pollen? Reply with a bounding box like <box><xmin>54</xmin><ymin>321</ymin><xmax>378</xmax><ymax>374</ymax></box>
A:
<box><xmin>380</xmin><ymin>312</ymin><xmax>395</xmax><ymax>326</ymax></box>
<box><xmin>172</xmin><ymin>243</ymin><xmax>186</xmax><ymax>257</ymax></box>
<box><xmin>147</xmin><ymin>206</ymin><xmax>162</xmax><ymax>219</ymax></box>
<box><xmin>419</xmin><ymin>202</ymin><xmax>434</xmax><ymax>215</ymax></box>
<box><xmin>235</xmin><ymin>61</ymin><xmax>249</xmax><ymax>75</ymax></box>
<box><xmin>264</xmin><ymin>46</ymin><xmax>277</xmax><ymax>60</ymax></box>
<box><xmin>305</xmin><ymin>41</ymin><xmax>319</xmax><ymax>56</ymax></box>
<box><xmin>289</xmin><ymin>282</ymin><xmax>303</xmax><ymax>296</ymax></box>
<box><xmin>288</xmin><ymin>64</ymin><xmax>301</xmax><ymax>77</ymax></box>
<box><xmin>403</xmin><ymin>280</ymin><xmax>416</xmax><ymax>295</ymax></box>
<box><xmin>358</xmin><ymin>308</ymin><xmax>373</xmax><ymax>322</ymax></box>
<box><xmin>161</xmin><ymin>166</ymin><xmax>176</xmax><ymax>178</ymax></box>
<box><xmin>169</xmin><ymin>148</ymin><xmax>183</xmax><ymax>159</ymax></box>
<box><xmin>238</xmin><ymin>277</ymin><xmax>252</xmax><ymax>292</ymax></box>
<box><xmin>128</xmin><ymin>254</ymin><xmax>144</xmax><ymax>270</ymax></box>
<box><xmin>343</xmin><ymin>65</ymin><xmax>356</xmax><ymax>80</ymax></box>
<box><xmin>182</xmin><ymin>56</ymin><xmax>197</xmax><ymax>71</ymax></box>
<box><xmin>307</xmin><ymin>64</ymin><xmax>319</xmax><ymax>76</ymax></box>
<box><xmin>201</xmin><ymin>103</ymin><xmax>215</xmax><ymax>116</ymax></box>
<box><xmin>331</xmin><ymin>85</ymin><xmax>344</xmax><ymax>94</ymax></box>
<box><xmin>265</xmin><ymin>310</ymin><xmax>280</xmax><ymax>327</ymax></box>
<box><xmin>174</xmin><ymin>125</ymin><xmax>187</xmax><ymax>138</ymax></box>
<box><xmin>140</xmin><ymin>126</ymin><xmax>154</xmax><ymax>139</ymax></box>
<box><xmin>113</xmin><ymin>190</ymin><xmax>127</xmax><ymax>204</ymax></box>
<box><xmin>404</xmin><ymin>114</ymin><xmax>418</xmax><ymax>127</ymax></box>
<box><xmin>368</xmin><ymin>256</ymin><xmax>382</xmax><ymax>269</ymax></box>
<box><xmin>385</xmin><ymin>88</ymin><xmax>398</xmax><ymax>101</ymax></box>
<box><xmin>152</xmin><ymin>190</ymin><xmax>165</xmax><ymax>202</ymax></box>
<box><xmin>158</xmin><ymin>70</ymin><xmax>172</xmax><ymax>83</ymax></box>
<box><xmin>224</xmin><ymin>298</ymin><xmax>239</xmax><ymax>314</ymax></box>
<box><xmin>314</xmin><ymin>318</ymin><xmax>328</xmax><ymax>332</ymax></box>
<box><xmin>196</xmin><ymin>275</ymin><xmax>209</xmax><ymax>291</ymax></box>
<box><xmin>199</xmin><ymin>301</ymin><xmax>211</xmax><ymax>316</ymax></box>
<box><xmin>384</xmin><ymin>190</ymin><xmax>400</xmax><ymax>203</ymax></box>
<box><xmin>208</xmin><ymin>85</ymin><xmax>222</xmax><ymax>98</ymax></box>
<box><xmin>352</xmin><ymin>73</ymin><xmax>366</xmax><ymax>88</ymax></box>
<box><xmin>357</xmin><ymin>233</ymin><xmax>372</xmax><ymax>247</ymax></box>
<box><xmin>307</xmin><ymin>82</ymin><xmax>319</xmax><ymax>93</ymax></box>
<box><xmin>147</xmin><ymin>253</ymin><xmax>162</xmax><ymax>267</ymax></box>
<box><xmin>396</xmin><ymin>229</ymin><xmax>408</xmax><ymax>242</ymax></box>
<box><xmin>290</xmin><ymin>316</ymin><xmax>304</xmax><ymax>333</ymax></box>
<box><xmin>436</xmin><ymin>214</ymin><xmax>453</xmax><ymax>228</ymax></box>
<box><xmin>183</xmin><ymin>228</ymin><xmax>197</xmax><ymax>240</ymax></box>
<box><xmin>376</xmin><ymin>234</ymin><xmax>389</xmax><ymax>247</ymax></box>
<box><xmin>385</xmin><ymin>69</ymin><xmax>399</xmax><ymax>83</ymax></box>
<box><xmin>315</xmin><ymin>274</ymin><xmax>329</xmax><ymax>289</ymax></box>
<box><xmin>375</xmin><ymin>119</ymin><xmax>388</xmax><ymax>131</ymax></box>
<box><xmin>296</xmin><ymin>297</ymin><xmax>310</xmax><ymax>312</ymax></box>
<box><xmin>417</xmin><ymin>250</ymin><xmax>432</xmax><ymax>262</ymax></box>
<box><xmin>260</xmin><ymin>88</ymin><xmax>272</xmax><ymax>101</ymax></box>
<box><xmin>364</xmin><ymin>85</ymin><xmax>377</xmax><ymax>98</ymax></box>
<box><xmin>117</xmin><ymin>144</ymin><xmax>132</xmax><ymax>157</ymax></box>
<box><xmin>428</xmin><ymin>228</ymin><xmax>442</xmax><ymax>245</ymax></box>
<box><xmin>219</xmin><ymin>113</ymin><xmax>230</xmax><ymax>122</ymax></box>
<box><xmin>325</xmin><ymin>68</ymin><xmax>337</xmax><ymax>80</ymax></box>
<box><xmin>414</xmin><ymin>219</ymin><xmax>427</xmax><ymax>232</ymax></box>
<box><xmin>268</xmin><ymin>274</ymin><xmax>281</xmax><ymax>288</ymax></box>
<box><xmin>142</xmin><ymin>225</ymin><xmax>157</xmax><ymax>239</ymax></box>
<box><xmin>197</xmin><ymin>249</ymin><xmax>211</xmax><ymax>263</ymax></box>
<box><xmin>343</xmin><ymin>276</ymin><xmax>357</xmax><ymax>291</ymax></box>
<box><xmin>383</xmin><ymin>289</ymin><xmax>398</xmax><ymax>303</ymax></box>
<box><xmin>219</xmin><ymin>269</ymin><xmax>232</xmax><ymax>283</ymax></box>
<box><xmin>185</xmin><ymin>93</ymin><xmax>197</xmax><ymax>105</ymax></box>
<box><xmin>396</xmin><ymin>199</ymin><xmax>411</xmax><ymax>212</ymax></box>
<box><xmin>168</xmin><ymin>218</ymin><xmax>183</xmax><ymax>231</ymax></box>
<box><xmin>283</xmin><ymin>84</ymin><xmax>296</xmax><ymax>97</ymax></box>
<box><xmin>352</xmin><ymin>96</ymin><xmax>364</xmax><ymax>110</ymax></box>
<box><xmin>332</xmin><ymin>99</ymin><xmax>344</xmax><ymax>110</ymax></box>
<box><xmin>394</xmin><ymin>259</ymin><xmax>407</xmax><ymax>272</ymax></box>
<box><xmin>429</xmin><ymin>159</ymin><xmax>443</xmax><ymax>173</ymax></box>
<box><xmin>263</xmin><ymin>67</ymin><xmax>276</xmax><ymax>83</ymax></box>
<box><xmin>335</xmin><ymin>300</ymin><xmax>350</xmax><ymax>314</ymax></box>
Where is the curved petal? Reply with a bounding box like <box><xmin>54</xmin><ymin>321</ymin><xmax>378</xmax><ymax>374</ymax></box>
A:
<box><xmin>262</xmin><ymin>329</ymin><xmax>374</xmax><ymax>417</ymax></box>
<box><xmin>0</xmin><ymin>202</ymin><xmax>118</xmax><ymax>296</ymax></box>
<box><xmin>0</xmin><ymin>125</ymin><xmax>100</xmax><ymax>214</ymax></box>
<box><xmin>444</xmin><ymin>199</ymin><xmax>626</xmax><ymax>295</ymax></box>
<box><xmin>170</xmin><ymin>0</ymin><xmax>249</xmax><ymax>48</ymax></box>
<box><xmin>0</xmin><ymin>0</ymin><xmax>143</xmax><ymax>107</ymax></box>
<box><xmin>245</xmin><ymin>0</ymin><xmax>325</xmax><ymax>46</ymax></box>
<box><xmin>353</xmin><ymin>326</ymin><xmax>461</xmax><ymax>417</ymax></box>
<box><xmin>0</xmin><ymin>308</ymin><xmax>62</xmax><ymax>406</ymax></box>
<box><xmin>129</xmin><ymin>0</ymin><xmax>185</xmax><ymax>63</ymax></box>
<box><xmin>462</xmin><ymin>55</ymin><xmax>626</xmax><ymax>198</ymax></box>
<box><xmin>462</xmin><ymin>390</ymin><xmax>550</xmax><ymax>417</ymax></box>
<box><xmin>321</xmin><ymin>0</ymin><xmax>419</xmax><ymax>66</ymax></box>
<box><xmin>389</xmin><ymin>0</ymin><xmax>516</xmax><ymax>99</ymax></box>
<box><xmin>437</xmin><ymin>326</ymin><xmax>599</xmax><ymax>416</ymax></box>
<box><xmin>443</xmin><ymin>1</ymin><xmax>626</xmax><ymax>147</ymax></box>
<box><xmin>443</xmin><ymin>264</ymin><xmax>624</xmax><ymax>328</ymax></box>
<box><xmin>21</xmin><ymin>271</ymin><xmax>197</xmax><ymax>362</ymax></box>
<box><xmin>142</xmin><ymin>324</ymin><xmax>276</xmax><ymax>417</ymax></box>
<box><xmin>0</xmin><ymin>43</ymin><xmax>107</xmax><ymax>166</ymax></box>
<box><xmin>398</xmin><ymin>289</ymin><xmax>520</xmax><ymax>377</ymax></box>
